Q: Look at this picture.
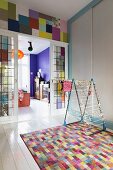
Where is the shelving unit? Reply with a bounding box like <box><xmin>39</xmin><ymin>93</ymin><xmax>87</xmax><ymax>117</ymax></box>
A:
<box><xmin>0</xmin><ymin>35</ymin><xmax>14</xmax><ymax>117</ymax></box>
<box><xmin>42</xmin><ymin>84</ymin><xmax>49</xmax><ymax>101</ymax></box>
<box><xmin>34</xmin><ymin>77</ymin><xmax>49</xmax><ymax>102</ymax></box>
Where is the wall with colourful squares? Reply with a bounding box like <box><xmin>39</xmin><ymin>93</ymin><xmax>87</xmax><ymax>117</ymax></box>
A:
<box><xmin>0</xmin><ymin>0</ymin><xmax>68</xmax><ymax>42</ymax></box>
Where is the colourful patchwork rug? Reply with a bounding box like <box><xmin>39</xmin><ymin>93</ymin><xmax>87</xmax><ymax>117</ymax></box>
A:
<box><xmin>20</xmin><ymin>123</ymin><xmax>113</xmax><ymax>170</ymax></box>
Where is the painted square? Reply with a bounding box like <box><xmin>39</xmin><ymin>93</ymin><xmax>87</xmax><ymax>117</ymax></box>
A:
<box><xmin>32</xmin><ymin>29</ymin><xmax>39</xmax><ymax>36</ymax></box>
<box><xmin>29</xmin><ymin>9</ymin><xmax>39</xmax><ymax>19</ymax></box>
<box><xmin>30</xmin><ymin>17</ymin><xmax>39</xmax><ymax>29</ymax></box>
<box><xmin>0</xmin><ymin>20</ymin><xmax>8</xmax><ymax>29</ymax></box>
<box><xmin>39</xmin><ymin>18</ymin><xmax>46</xmax><ymax>25</ymax></box>
<box><xmin>46</xmin><ymin>24</ymin><xmax>52</xmax><ymax>33</ymax></box>
<box><xmin>19</xmin><ymin>15</ymin><xmax>29</xmax><ymax>26</ymax></box>
<box><xmin>8</xmin><ymin>2</ymin><xmax>16</xmax><ymax>20</ymax></box>
<box><xmin>46</xmin><ymin>20</ymin><xmax>53</xmax><ymax>25</ymax></box>
<box><xmin>16</xmin><ymin>4</ymin><xmax>29</xmax><ymax>20</ymax></box>
<box><xmin>60</xmin><ymin>20</ymin><xmax>67</xmax><ymax>33</ymax></box>
<box><xmin>0</xmin><ymin>0</ymin><xmax>8</xmax><ymax>10</ymax></box>
<box><xmin>39</xmin><ymin>31</ymin><xmax>52</xmax><ymax>39</ymax></box>
<box><xmin>0</xmin><ymin>8</ymin><xmax>8</xmax><ymax>21</ymax></box>
<box><xmin>39</xmin><ymin>13</ymin><xmax>52</xmax><ymax>20</ymax></box>
<box><xmin>39</xmin><ymin>24</ymin><xmax>46</xmax><ymax>32</ymax></box>
<box><xmin>20</xmin><ymin>24</ymin><xmax>32</xmax><ymax>35</ymax></box>
<box><xmin>52</xmin><ymin>27</ymin><xmax>60</xmax><ymax>41</ymax></box>
<box><xmin>8</xmin><ymin>19</ymin><xmax>19</xmax><ymax>32</ymax></box>
<box><xmin>60</xmin><ymin>32</ymin><xmax>68</xmax><ymax>42</ymax></box>
<box><xmin>52</xmin><ymin>18</ymin><xmax>60</xmax><ymax>28</ymax></box>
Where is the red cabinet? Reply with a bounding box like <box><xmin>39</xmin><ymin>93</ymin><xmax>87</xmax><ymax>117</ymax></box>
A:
<box><xmin>18</xmin><ymin>93</ymin><xmax>30</xmax><ymax>107</ymax></box>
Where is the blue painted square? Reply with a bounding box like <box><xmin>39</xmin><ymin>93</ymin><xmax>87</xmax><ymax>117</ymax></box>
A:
<box><xmin>39</xmin><ymin>24</ymin><xmax>46</xmax><ymax>32</ymax></box>
<box><xmin>8</xmin><ymin>19</ymin><xmax>19</xmax><ymax>32</ymax></box>
<box><xmin>46</xmin><ymin>24</ymin><xmax>52</xmax><ymax>33</ymax></box>
<box><xmin>19</xmin><ymin>15</ymin><xmax>29</xmax><ymax>26</ymax></box>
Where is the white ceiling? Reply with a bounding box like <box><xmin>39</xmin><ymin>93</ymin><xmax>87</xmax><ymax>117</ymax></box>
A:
<box><xmin>18</xmin><ymin>35</ymin><xmax>50</xmax><ymax>55</ymax></box>
<box><xmin>9</xmin><ymin>0</ymin><xmax>92</xmax><ymax>20</ymax></box>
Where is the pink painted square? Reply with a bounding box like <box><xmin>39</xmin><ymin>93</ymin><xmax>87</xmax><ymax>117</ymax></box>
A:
<box><xmin>60</xmin><ymin>20</ymin><xmax>67</xmax><ymax>33</ymax></box>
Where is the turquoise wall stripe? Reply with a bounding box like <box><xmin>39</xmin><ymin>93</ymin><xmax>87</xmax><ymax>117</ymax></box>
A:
<box><xmin>68</xmin><ymin>0</ymin><xmax>102</xmax><ymax>24</ymax></box>
<box><xmin>68</xmin><ymin>0</ymin><xmax>103</xmax><ymax>79</ymax></box>
<box><xmin>106</xmin><ymin>120</ymin><xmax>113</xmax><ymax>131</ymax></box>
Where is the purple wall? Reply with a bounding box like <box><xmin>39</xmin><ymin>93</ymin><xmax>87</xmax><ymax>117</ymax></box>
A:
<box><xmin>30</xmin><ymin>47</ymin><xmax>50</xmax><ymax>97</ymax></box>
<box><xmin>30</xmin><ymin>54</ymin><xmax>38</xmax><ymax>97</ymax></box>
<box><xmin>37</xmin><ymin>47</ymin><xmax>50</xmax><ymax>82</ymax></box>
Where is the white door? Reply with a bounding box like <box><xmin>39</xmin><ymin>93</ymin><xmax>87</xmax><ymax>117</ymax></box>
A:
<box><xmin>0</xmin><ymin>29</ymin><xmax>18</xmax><ymax>123</ymax></box>
<box><xmin>50</xmin><ymin>41</ymin><xmax>68</xmax><ymax>115</ymax></box>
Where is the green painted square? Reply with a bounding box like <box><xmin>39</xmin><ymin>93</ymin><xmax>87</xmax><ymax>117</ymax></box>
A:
<box><xmin>39</xmin><ymin>24</ymin><xmax>46</xmax><ymax>32</ymax></box>
<box><xmin>63</xmin><ymin>32</ymin><xmax>68</xmax><ymax>42</ymax></box>
<box><xmin>0</xmin><ymin>0</ymin><xmax>8</xmax><ymax>10</ymax></box>
<box><xmin>39</xmin><ymin>18</ymin><xmax>46</xmax><ymax>25</ymax></box>
<box><xmin>60</xmin><ymin>32</ymin><xmax>68</xmax><ymax>42</ymax></box>
<box><xmin>8</xmin><ymin>2</ymin><xmax>16</xmax><ymax>20</ymax></box>
<box><xmin>0</xmin><ymin>8</ymin><xmax>8</xmax><ymax>21</ymax></box>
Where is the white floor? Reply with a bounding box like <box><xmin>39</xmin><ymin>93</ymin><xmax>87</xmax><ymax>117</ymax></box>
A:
<box><xmin>0</xmin><ymin>99</ymin><xmax>65</xmax><ymax>170</ymax></box>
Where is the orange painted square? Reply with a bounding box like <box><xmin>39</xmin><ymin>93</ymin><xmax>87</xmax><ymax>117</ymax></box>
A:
<box><xmin>30</xmin><ymin>18</ymin><xmax>39</xmax><ymax>29</ymax></box>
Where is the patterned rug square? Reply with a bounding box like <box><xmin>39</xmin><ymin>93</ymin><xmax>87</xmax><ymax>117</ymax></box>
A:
<box><xmin>20</xmin><ymin>122</ymin><xmax>113</xmax><ymax>170</ymax></box>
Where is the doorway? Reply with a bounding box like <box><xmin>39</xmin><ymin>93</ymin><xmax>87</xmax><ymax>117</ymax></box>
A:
<box><xmin>18</xmin><ymin>34</ymin><xmax>50</xmax><ymax>122</ymax></box>
<box><xmin>0</xmin><ymin>29</ymin><xmax>68</xmax><ymax>124</ymax></box>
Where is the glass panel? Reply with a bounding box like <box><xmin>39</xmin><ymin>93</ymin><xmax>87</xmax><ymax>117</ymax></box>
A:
<box><xmin>2</xmin><ymin>36</ymin><xmax>8</xmax><ymax>44</ymax></box>
<box><xmin>8</xmin><ymin>44</ymin><xmax>14</xmax><ymax>53</ymax></box>
<box><xmin>53</xmin><ymin>46</ymin><xmax>65</xmax><ymax>110</ymax></box>
<box><xmin>2</xmin><ymin>43</ymin><xmax>8</xmax><ymax>50</ymax></box>
<box><xmin>0</xmin><ymin>35</ymin><xmax>14</xmax><ymax>117</ymax></box>
<box><xmin>0</xmin><ymin>36</ymin><xmax>2</xmax><ymax>44</ymax></box>
<box><xmin>8</xmin><ymin>37</ymin><xmax>11</xmax><ymax>45</ymax></box>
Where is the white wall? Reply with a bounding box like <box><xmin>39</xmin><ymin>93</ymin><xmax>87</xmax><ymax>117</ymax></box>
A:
<box><xmin>18</xmin><ymin>55</ymin><xmax>30</xmax><ymax>93</ymax></box>
<box><xmin>72</xmin><ymin>9</ymin><xmax>92</xmax><ymax>80</ymax></box>
<box><xmin>93</xmin><ymin>0</ymin><xmax>113</xmax><ymax>121</ymax></box>
<box><xmin>71</xmin><ymin>0</ymin><xmax>113</xmax><ymax>122</ymax></box>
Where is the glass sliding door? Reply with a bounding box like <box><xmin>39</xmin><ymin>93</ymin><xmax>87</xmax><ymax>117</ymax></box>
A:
<box><xmin>0</xmin><ymin>29</ymin><xmax>18</xmax><ymax>122</ymax></box>
<box><xmin>50</xmin><ymin>41</ymin><xmax>68</xmax><ymax>115</ymax></box>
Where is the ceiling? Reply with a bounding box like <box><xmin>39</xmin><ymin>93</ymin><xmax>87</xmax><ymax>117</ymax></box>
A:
<box><xmin>18</xmin><ymin>35</ymin><xmax>50</xmax><ymax>55</ymax></box>
<box><xmin>9</xmin><ymin>0</ymin><xmax>92</xmax><ymax>20</ymax></box>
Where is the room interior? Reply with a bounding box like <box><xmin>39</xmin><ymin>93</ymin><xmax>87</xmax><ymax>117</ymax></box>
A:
<box><xmin>1</xmin><ymin>0</ymin><xmax>113</xmax><ymax>170</ymax></box>
<box><xmin>18</xmin><ymin>35</ymin><xmax>50</xmax><ymax>109</ymax></box>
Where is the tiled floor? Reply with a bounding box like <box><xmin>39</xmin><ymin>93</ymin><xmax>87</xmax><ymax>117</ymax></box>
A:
<box><xmin>0</xmin><ymin>99</ymin><xmax>65</xmax><ymax>170</ymax></box>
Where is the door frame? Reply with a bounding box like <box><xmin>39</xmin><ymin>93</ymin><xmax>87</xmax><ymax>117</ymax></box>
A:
<box><xmin>0</xmin><ymin>29</ymin><xmax>68</xmax><ymax>123</ymax></box>
<box><xmin>18</xmin><ymin>33</ymin><xmax>68</xmax><ymax>116</ymax></box>
<box><xmin>50</xmin><ymin>41</ymin><xmax>68</xmax><ymax>115</ymax></box>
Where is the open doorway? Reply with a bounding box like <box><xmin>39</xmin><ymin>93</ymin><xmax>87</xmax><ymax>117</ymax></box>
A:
<box><xmin>18</xmin><ymin>34</ymin><xmax>50</xmax><ymax>122</ymax></box>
